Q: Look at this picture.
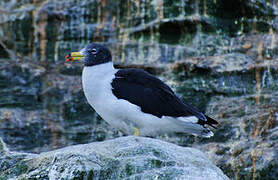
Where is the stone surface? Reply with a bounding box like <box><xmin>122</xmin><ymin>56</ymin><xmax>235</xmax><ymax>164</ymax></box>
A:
<box><xmin>165</xmin><ymin>54</ymin><xmax>278</xmax><ymax>179</ymax></box>
<box><xmin>1</xmin><ymin>52</ymin><xmax>278</xmax><ymax>179</ymax></box>
<box><xmin>202</xmin><ymin>93</ymin><xmax>278</xmax><ymax>179</ymax></box>
<box><xmin>0</xmin><ymin>137</ymin><xmax>8</xmax><ymax>156</ymax></box>
<box><xmin>0</xmin><ymin>136</ymin><xmax>229</xmax><ymax>180</ymax></box>
<box><xmin>0</xmin><ymin>60</ymin><xmax>121</xmax><ymax>153</ymax></box>
<box><xmin>0</xmin><ymin>0</ymin><xmax>277</xmax><ymax>62</ymax></box>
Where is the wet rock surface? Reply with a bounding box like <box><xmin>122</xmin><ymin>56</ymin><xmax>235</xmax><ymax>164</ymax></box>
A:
<box><xmin>0</xmin><ymin>60</ymin><xmax>121</xmax><ymax>153</ymax></box>
<box><xmin>1</xmin><ymin>0</ymin><xmax>277</xmax><ymax>61</ymax></box>
<box><xmin>163</xmin><ymin>55</ymin><xmax>278</xmax><ymax>179</ymax></box>
<box><xmin>203</xmin><ymin>93</ymin><xmax>278</xmax><ymax>179</ymax></box>
<box><xmin>0</xmin><ymin>136</ymin><xmax>229</xmax><ymax>180</ymax></box>
<box><xmin>1</xmin><ymin>52</ymin><xmax>277</xmax><ymax>180</ymax></box>
<box><xmin>1</xmin><ymin>0</ymin><xmax>278</xmax><ymax>179</ymax></box>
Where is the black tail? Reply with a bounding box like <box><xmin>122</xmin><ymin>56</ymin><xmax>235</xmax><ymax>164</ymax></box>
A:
<box><xmin>205</xmin><ymin>115</ymin><xmax>219</xmax><ymax>129</ymax></box>
<box><xmin>197</xmin><ymin>115</ymin><xmax>219</xmax><ymax>129</ymax></box>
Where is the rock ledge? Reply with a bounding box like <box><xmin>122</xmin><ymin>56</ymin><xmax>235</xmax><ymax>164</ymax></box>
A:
<box><xmin>0</xmin><ymin>136</ymin><xmax>228</xmax><ymax>179</ymax></box>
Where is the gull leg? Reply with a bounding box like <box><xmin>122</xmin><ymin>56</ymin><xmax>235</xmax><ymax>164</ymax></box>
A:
<box><xmin>134</xmin><ymin>127</ymin><xmax>140</xmax><ymax>136</ymax></box>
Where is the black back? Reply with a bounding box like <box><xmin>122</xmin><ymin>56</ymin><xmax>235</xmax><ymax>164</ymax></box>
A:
<box><xmin>111</xmin><ymin>68</ymin><xmax>207</xmax><ymax>121</ymax></box>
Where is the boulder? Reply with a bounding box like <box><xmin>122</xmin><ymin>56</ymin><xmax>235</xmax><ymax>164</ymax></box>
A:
<box><xmin>0</xmin><ymin>136</ymin><xmax>228</xmax><ymax>180</ymax></box>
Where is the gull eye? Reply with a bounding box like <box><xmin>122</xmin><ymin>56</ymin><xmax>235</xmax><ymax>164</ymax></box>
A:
<box><xmin>89</xmin><ymin>48</ymin><xmax>97</xmax><ymax>54</ymax></box>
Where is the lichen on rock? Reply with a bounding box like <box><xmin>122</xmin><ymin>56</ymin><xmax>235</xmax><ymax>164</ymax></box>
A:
<box><xmin>0</xmin><ymin>136</ymin><xmax>229</xmax><ymax>180</ymax></box>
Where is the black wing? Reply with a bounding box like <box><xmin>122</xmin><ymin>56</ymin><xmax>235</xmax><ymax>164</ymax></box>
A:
<box><xmin>111</xmin><ymin>68</ymin><xmax>218</xmax><ymax>127</ymax></box>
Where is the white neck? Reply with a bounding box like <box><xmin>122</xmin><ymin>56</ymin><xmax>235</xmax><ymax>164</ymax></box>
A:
<box><xmin>82</xmin><ymin>61</ymin><xmax>116</xmax><ymax>104</ymax></box>
<box><xmin>83</xmin><ymin>61</ymin><xmax>115</xmax><ymax>75</ymax></box>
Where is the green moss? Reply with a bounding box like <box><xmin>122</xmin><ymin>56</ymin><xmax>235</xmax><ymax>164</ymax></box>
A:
<box><xmin>72</xmin><ymin>170</ymin><xmax>86</xmax><ymax>179</ymax></box>
<box><xmin>125</xmin><ymin>163</ymin><xmax>134</xmax><ymax>176</ymax></box>
<box><xmin>87</xmin><ymin>170</ymin><xmax>94</xmax><ymax>179</ymax></box>
<box><xmin>99</xmin><ymin>168</ymin><xmax>113</xmax><ymax>179</ymax></box>
<box><xmin>1</xmin><ymin>159</ymin><xmax>29</xmax><ymax>178</ymax></box>
<box><xmin>0</xmin><ymin>138</ymin><xmax>6</xmax><ymax>154</ymax></box>
<box><xmin>14</xmin><ymin>161</ymin><xmax>29</xmax><ymax>176</ymax></box>
<box><xmin>150</xmin><ymin>159</ymin><xmax>163</xmax><ymax>168</ymax></box>
<box><xmin>152</xmin><ymin>149</ymin><xmax>161</xmax><ymax>158</ymax></box>
<box><xmin>0</xmin><ymin>175</ymin><xmax>8</xmax><ymax>180</ymax></box>
<box><xmin>215</xmin><ymin>147</ymin><xmax>230</xmax><ymax>155</ymax></box>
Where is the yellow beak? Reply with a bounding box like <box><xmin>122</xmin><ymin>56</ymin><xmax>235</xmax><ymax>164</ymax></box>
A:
<box><xmin>65</xmin><ymin>52</ymin><xmax>85</xmax><ymax>62</ymax></box>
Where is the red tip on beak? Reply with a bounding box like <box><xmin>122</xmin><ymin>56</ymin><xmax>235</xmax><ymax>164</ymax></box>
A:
<box><xmin>65</xmin><ymin>54</ymin><xmax>73</xmax><ymax>62</ymax></box>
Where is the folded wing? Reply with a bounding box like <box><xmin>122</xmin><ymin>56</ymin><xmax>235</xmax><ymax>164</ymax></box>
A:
<box><xmin>111</xmin><ymin>68</ymin><xmax>218</xmax><ymax>128</ymax></box>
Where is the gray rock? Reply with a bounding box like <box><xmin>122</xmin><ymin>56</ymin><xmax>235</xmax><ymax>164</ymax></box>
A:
<box><xmin>188</xmin><ymin>53</ymin><xmax>255</xmax><ymax>73</ymax></box>
<box><xmin>165</xmin><ymin>53</ymin><xmax>278</xmax><ymax>179</ymax></box>
<box><xmin>1</xmin><ymin>0</ymin><xmax>277</xmax><ymax>61</ymax></box>
<box><xmin>0</xmin><ymin>136</ymin><xmax>228</xmax><ymax>180</ymax></box>
<box><xmin>0</xmin><ymin>61</ymin><xmax>121</xmax><ymax>153</ymax></box>
<box><xmin>201</xmin><ymin>93</ymin><xmax>278</xmax><ymax>179</ymax></box>
<box><xmin>0</xmin><ymin>137</ymin><xmax>8</xmax><ymax>156</ymax></box>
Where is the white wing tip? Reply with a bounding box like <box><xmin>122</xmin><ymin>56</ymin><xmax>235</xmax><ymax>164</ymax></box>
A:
<box><xmin>192</xmin><ymin>127</ymin><xmax>214</xmax><ymax>138</ymax></box>
<box><xmin>201</xmin><ymin>130</ymin><xmax>214</xmax><ymax>138</ymax></box>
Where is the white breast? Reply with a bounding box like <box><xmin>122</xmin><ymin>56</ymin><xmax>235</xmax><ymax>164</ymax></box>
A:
<box><xmin>82</xmin><ymin>62</ymin><xmax>116</xmax><ymax>108</ymax></box>
<box><xmin>82</xmin><ymin>62</ymin><xmax>141</xmax><ymax>134</ymax></box>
